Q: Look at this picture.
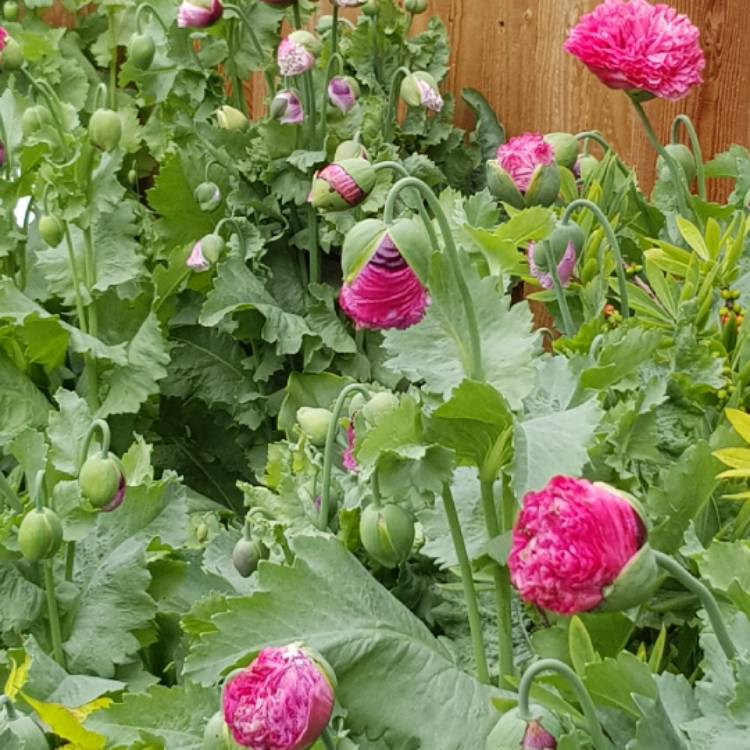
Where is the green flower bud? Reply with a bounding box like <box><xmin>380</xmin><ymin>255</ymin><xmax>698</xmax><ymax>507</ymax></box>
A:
<box><xmin>17</xmin><ymin>508</ymin><xmax>63</xmax><ymax>562</ymax></box>
<box><xmin>296</xmin><ymin>406</ymin><xmax>333</xmax><ymax>446</ymax></box>
<box><xmin>316</xmin><ymin>14</ymin><xmax>334</xmax><ymax>34</ymax></box>
<box><xmin>359</xmin><ymin>503</ymin><xmax>415</xmax><ymax>568</ymax></box>
<box><xmin>485</xmin><ymin>707</ymin><xmax>561</xmax><ymax>750</ymax></box>
<box><xmin>576</xmin><ymin>154</ymin><xmax>599</xmax><ymax>181</ymax></box>
<box><xmin>309</xmin><ymin>158</ymin><xmax>376</xmax><ymax>211</ymax></box>
<box><xmin>486</xmin><ymin>159</ymin><xmax>525</xmax><ymax>209</ymax></box>
<box><xmin>128</xmin><ymin>32</ymin><xmax>156</xmax><ymax>70</ymax></box>
<box><xmin>334</xmin><ymin>140</ymin><xmax>368</xmax><ymax>161</ymax></box>
<box><xmin>404</xmin><ymin>0</ymin><xmax>428</xmax><ymax>12</ymax></box>
<box><xmin>38</xmin><ymin>215</ymin><xmax>64</xmax><ymax>247</ymax></box>
<box><xmin>232</xmin><ymin>537</ymin><xmax>268</xmax><ymax>578</ymax></box>
<box><xmin>524</xmin><ymin>162</ymin><xmax>561</xmax><ymax>208</ymax></box>
<box><xmin>194</xmin><ymin>181</ymin><xmax>222</xmax><ymax>212</ymax></box>
<box><xmin>532</xmin><ymin>220</ymin><xmax>585</xmax><ymax>272</ymax></box>
<box><xmin>89</xmin><ymin>108</ymin><xmax>122</xmax><ymax>152</ymax></box>
<box><xmin>362</xmin><ymin>0</ymin><xmax>379</xmax><ymax>16</ymax></box>
<box><xmin>1</xmin><ymin>36</ymin><xmax>23</xmax><ymax>70</ymax></box>
<box><xmin>79</xmin><ymin>453</ymin><xmax>126</xmax><ymax>511</ymax></box>
<box><xmin>128</xmin><ymin>168</ymin><xmax>138</xmax><ymax>185</ymax></box>
<box><xmin>399</xmin><ymin>71</ymin><xmax>443</xmax><ymax>111</ymax></box>
<box><xmin>3</xmin><ymin>1</ymin><xmax>18</xmax><ymax>20</ymax></box>
<box><xmin>361</xmin><ymin>391</ymin><xmax>399</xmax><ymax>425</ymax></box>
<box><xmin>659</xmin><ymin>143</ymin><xmax>696</xmax><ymax>184</ymax></box>
<box><xmin>543</xmin><ymin>132</ymin><xmax>579</xmax><ymax>169</ymax></box>
<box><xmin>21</xmin><ymin>105</ymin><xmax>52</xmax><ymax>138</ymax></box>
<box><xmin>216</xmin><ymin>105</ymin><xmax>249</xmax><ymax>131</ymax></box>
<box><xmin>347</xmin><ymin>392</ymin><xmax>367</xmax><ymax>418</ymax></box>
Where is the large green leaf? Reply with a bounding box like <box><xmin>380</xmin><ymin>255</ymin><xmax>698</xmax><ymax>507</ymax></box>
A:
<box><xmin>183</xmin><ymin>536</ymin><xmax>500</xmax><ymax>749</ymax></box>
<box><xmin>0</xmin><ymin>351</ymin><xmax>49</xmax><ymax>447</ymax></box>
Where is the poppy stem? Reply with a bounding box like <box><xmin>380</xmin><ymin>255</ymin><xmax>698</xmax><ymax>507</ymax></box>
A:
<box><xmin>518</xmin><ymin>659</ymin><xmax>611</xmax><ymax>750</ymax></box>
<box><xmin>321</xmin><ymin>728</ymin><xmax>336</xmax><ymax>750</ymax></box>
<box><xmin>384</xmin><ymin>176</ymin><xmax>484</xmax><ymax>381</ymax></box>
<box><xmin>224</xmin><ymin>3</ymin><xmax>276</xmax><ymax>96</ymax></box>
<box><xmin>544</xmin><ymin>243</ymin><xmax>575</xmax><ymax>336</ymax></box>
<box><xmin>442</xmin><ymin>482</ymin><xmax>491</xmax><ymax>685</ymax></box>
<box><xmin>561</xmin><ymin>199</ymin><xmax>629</xmax><ymax>319</ymax></box>
<box><xmin>80</xmin><ymin>419</ymin><xmax>112</xmax><ymax>467</ymax></box>
<box><xmin>654</xmin><ymin>551</ymin><xmax>737</xmax><ymax>661</ymax></box>
<box><xmin>671</xmin><ymin>114</ymin><xmax>706</xmax><ymax>200</ymax></box>
<box><xmin>383</xmin><ymin>66</ymin><xmax>411</xmax><ymax>142</ymax></box>
<box><xmin>319</xmin><ymin>383</ymin><xmax>370</xmax><ymax>530</ymax></box>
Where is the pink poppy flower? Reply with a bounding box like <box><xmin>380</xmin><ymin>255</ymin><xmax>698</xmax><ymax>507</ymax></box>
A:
<box><xmin>523</xmin><ymin>720</ymin><xmax>557</xmax><ymax>749</ymax></box>
<box><xmin>508</xmin><ymin>476</ymin><xmax>645</xmax><ymax>615</ymax></box>
<box><xmin>177</xmin><ymin>0</ymin><xmax>223</xmax><ymax>27</ymax></box>
<box><xmin>277</xmin><ymin>36</ymin><xmax>315</xmax><ymax>77</ymax></box>
<box><xmin>342</xmin><ymin>423</ymin><xmax>358</xmax><ymax>473</ymax></box>
<box><xmin>328</xmin><ymin>77</ymin><xmax>358</xmax><ymax>113</ymax></box>
<box><xmin>271</xmin><ymin>90</ymin><xmax>304</xmax><ymax>125</ymax></box>
<box><xmin>564</xmin><ymin>0</ymin><xmax>705</xmax><ymax>101</ymax></box>
<box><xmin>186</xmin><ymin>241</ymin><xmax>210</xmax><ymax>272</ymax></box>
<box><xmin>339</xmin><ymin>234</ymin><xmax>428</xmax><ymax>331</ymax></box>
<box><xmin>0</xmin><ymin>26</ymin><xmax>7</xmax><ymax>51</ymax></box>
<box><xmin>496</xmin><ymin>134</ymin><xmax>555</xmax><ymax>194</ymax></box>
<box><xmin>527</xmin><ymin>241</ymin><xmax>576</xmax><ymax>290</ymax></box>
<box><xmin>223</xmin><ymin>644</ymin><xmax>334</xmax><ymax>750</ymax></box>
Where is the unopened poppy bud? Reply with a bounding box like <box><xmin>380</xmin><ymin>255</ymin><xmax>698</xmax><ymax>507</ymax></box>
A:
<box><xmin>18</xmin><ymin>508</ymin><xmax>63</xmax><ymax>562</ymax></box>
<box><xmin>232</xmin><ymin>536</ymin><xmax>268</xmax><ymax>578</ymax></box>
<box><xmin>310</xmin><ymin>158</ymin><xmax>375</xmax><ymax>211</ymax></box>
<box><xmin>362</xmin><ymin>0</ymin><xmax>378</xmax><ymax>15</ymax></box>
<box><xmin>359</xmin><ymin>503</ymin><xmax>415</xmax><ymax>568</ymax></box>
<box><xmin>543</xmin><ymin>132</ymin><xmax>579</xmax><ymax>169</ymax></box>
<box><xmin>347</xmin><ymin>392</ymin><xmax>367</xmax><ymax>418</ymax></box>
<box><xmin>278</xmin><ymin>31</ymin><xmax>319</xmax><ymax>76</ymax></box>
<box><xmin>296</xmin><ymin>406</ymin><xmax>333</xmax><ymax>446</ymax></box>
<box><xmin>89</xmin><ymin>108</ymin><xmax>122</xmax><ymax>152</ymax></box>
<box><xmin>128</xmin><ymin>32</ymin><xmax>156</xmax><ymax>70</ymax></box>
<box><xmin>187</xmin><ymin>233</ymin><xmax>225</xmax><ymax>272</ymax></box>
<box><xmin>361</xmin><ymin>391</ymin><xmax>399</xmax><ymax>425</ymax></box>
<box><xmin>1</xmin><ymin>35</ymin><xmax>22</xmax><ymax>70</ymax></box>
<box><xmin>21</xmin><ymin>105</ymin><xmax>52</xmax><ymax>138</ymax></box>
<box><xmin>486</xmin><ymin>708</ymin><xmax>562</xmax><ymax>749</ymax></box>
<box><xmin>316</xmin><ymin>14</ymin><xmax>334</xmax><ymax>34</ymax></box>
<box><xmin>404</xmin><ymin>0</ymin><xmax>427</xmax><ymax>12</ymax></box>
<box><xmin>38</xmin><ymin>215</ymin><xmax>64</xmax><ymax>247</ymax></box>
<box><xmin>400</xmin><ymin>71</ymin><xmax>443</xmax><ymax>112</ymax></box>
<box><xmin>79</xmin><ymin>453</ymin><xmax>127</xmax><ymax>512</ymax></box>
<box><xmin>216</xmin><ymin>105</ymin><xmax>248</xmax><ymax>131</ymax></box>
<box><xmin>531</xmin><ymin>220</ymin><xmax>584</xmax><ymax>273</ymax></box>
<box><xmin>270</xmin><ymin>90</ymin><xmax>304</xmax><ymax>125</ymax></box>
<box><xmin>334</xmin><ymin>140</ymin><xmax>368</xmax><ymax>161</ymax></box>
<box><xmin>194</xmin><ymin>181</ymin><xmax>222</xmax><ymax>212</ymax></box>
<box><xmin>328</xmin><ymin>76</ymin><xmax>359</xmax><ymax>113</ymax></box>
<box><xmin>522</xmin><ymin>719</ymin><xmax>557</xmax><ymax>749</ymax></box>
<box><xmin>659</xmin><ymin>143</ymin><xmax>696</xmax><ymax>183</ymax></box>
<box><xmin>575</xmin><ymin>153</ymin><xmax>599</xmax><ymax>181</ymax></box>
<box><xmin>3</xmin><ymin>2</ymin><xmax>18</xmax><ymax>20</ymax></box>
<box><xmin>177</xmin><ymin>0</ymin><xmax>222</xmax><ymax>28</ymax></box>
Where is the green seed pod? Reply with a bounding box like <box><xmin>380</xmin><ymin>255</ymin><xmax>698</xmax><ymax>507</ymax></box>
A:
<box><xmin>296</xmin><ymin>406</ymin><xmax>333</xmax><ymax>446</ymax></box>
<box><xmin>21</xmin><ymin>105</ymin><xmax>52</xmax><ymax>138</ymax></box>
<box><xmin>128</xmin><ymin>168</ymin><xmax>138</xmax><ymax>185</ymax></box>
<box><xmin>78</xmin><ymin>453</ymin><xmax>126</xmax><ymax>511</ymax></box>
<box><xmin>128</xmin><ymin>32</ymin><xmax>156</xmax><ymax>70</ymax></box>
<box><xmin>194</xmin><ymin>181</ymin><xmax>222</xmax><ymax>212</ymax></box>
<box><xmin>361</xmin><ymin>391</ymin><xmax>399</xmax><ymax>426</ymax></box>
<box><xmin>544</xmin><ymin>132</ymin><xmax>579</xmax><ymax>169</ymax></box>
<box><xmin>232</xmin><ymin>537</ymin><xmax>268</xmax><ymax>578</ymax></box>
<box><xmin>3</xmin><ymin>1</ymin><xmax>18</xmax><ymax>20</ymax></box>
<box><xmin>359</xmin><ymin>503</ymin><xmax>415</xmax><ymax>569</ymax></box>
<box><xmin>1</xmin><ymin>36</ymin><xmax>23</xmax><ymax>70</ymax></box>
<box><xmin>17</xmin><ymin>508</ymin><xmax>63</xmax><ymax>562</ymax></box>
<box><xmin>88</xmin><ymin>108</ymin><xmax>122</xmax><ymax>152</ymax></box>
<box><xmin>38</xmin><ymin>215</ymin><xmax>64</xmax><ymax>247</ymax></box>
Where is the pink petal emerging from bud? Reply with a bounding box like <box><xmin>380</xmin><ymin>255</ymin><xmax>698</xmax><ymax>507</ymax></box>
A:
<box><xmin>342</xmin><ymin>423</ymin><xmax>358</xmax><ymax>473</ymax></box>
<box><xmin>177</xmin><ymin>0</ymin><xmax>223</xmax><ymax>27</ymax></box>
<box><xmin>564</xmin><ymin>0</ymin><xmax>705</xmax><ymax>101</ymax></box>
<box><xmin>416</xmin><ymin>78</ymin><xmax>444</xmax><ymax>112</ymax></box>
<box><xmin>223</xmin><ymin>645</ymin><xmax>334</xmax><ymax>750</ymax></box>
<box><xmin>509</xmin><ymin>476</ymin><xmax>644</xmax><ymax>614</ymax></box>
<box><xmin>328</xmin><ymin>77</ymin><xmax>357</xmax><ymax>113</ymax></box>
<box><xmin>0</xmin><ymin>26</ymin><xmax>7</xmax><ymax>51</ymax></box>
<box><xmin>522</xmin><ymin>720</ymin><xmax>557</xmax><ymax>749</ymax></box>
<box><xmin>272</xmin><ymin>90</ymin><xmax>305</xmax><ymax>125</ymax></box>
<box><xmin>277</xmin><ymin>37</ymin><xmax>315</xmax><ymax>77</ymax></box>
<box><xmin>316</xmin><ymin>164</ymin><xmax>365</xmax><ymax>206</ymax></box>
<box><xmin>339</xmin><ymin>235</ymin><xmax>429</xmax><ymax>330</ymax></box>
<box><xmin>102</xmin><ymin>475</ymin><xmax>127</xmax><ymax>513</ymax></box>
<box><xmin>186</xmin><ymin>240</ymin><xmax>210</xmax><ymax>272</ymax></box>
<box><xmin>527</xmin><ymin>241</ymin><xmax>576</xmax><ymax>290</ymax></box>
<box><xmin>496</xmin><ymin>133</ymin><xmax>554</xmax><ymax>193</ymax></box>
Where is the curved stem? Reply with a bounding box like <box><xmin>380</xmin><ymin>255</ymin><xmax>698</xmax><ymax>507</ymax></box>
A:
<box><xmin>216</xmin><ymin>217</ymin><xmax>248</xmax><ymax>257</ymax></box>
<box><xmin>442</xmin><ymin>482</ymin><xmax>491</xmax><ymax>684</ymax></box>
<box><xmin>383</xmin><ymin>66</ymin><xmax>411</xmax><ymax>142</ymax></box>
<box><xmin>575</xmin><ymin>130</ymin><xmax>613</xmax><ymax>155</ymax></box>
<box><xmin>319</xmin><ymin>52</ymin><xmax>343</xmax><ymax>141</ymax></box>
<box><xmin>204</xmin><ymin>159</ymin><xmax>222</xmax><ymax>182</ymax></box>
<box><xmin>384</xmin><ymin>177</ymin><xmax>484</xmax><ymax>380</ymax></box>
<box><xmin>562</xmin><ymin>199</ymin><xmax>629</xmax><ymax>319</ymax></box>
<box><xmin>319</xmin><ymin>383</ymin><xmax>369</xmax><ymax>530</ymax></box>
<box><xmin>224</xmin><ymin>3</ymin><xmax>275</xmax><ymax>96</ymax></box>
<box><xmin>330</xmin><ymin>3</ymin><xmax>339</xmax><ymax>62</ymax></box>
<box><xmin>480</xmin><ymin>477</ymin><xmax>514</xmax><ymax>685</ymax></box>
<box><xmin>654</xmin><ymin>551</ymin><xmax>737</xmax><ymax>660</ymax></box>
<box><xmin>80</xmin><ymin>419</ymin><xmax>112</xmax><ymax>468</ymax></box>
<box><xmin>22</xmin><ymin>73</ymin><xmax>72</xmax><ymax>159</ymax></box>
<box><xmin>135</xmin><ymin>2</ymin><xmax>170</xmax><ymax>34</ymax></box>
<box><xmin>629</xmin><ymin>96</ymin><xmax>690</xmax><ymax>217</ymax></box>
<box><xmin>671</xmin><ymin>114</ymin><xmax>706</xmax><ymax>200</ymax></box>
<box><xmin>307</xmin><ymin>203</ymin><xmax>320</xmax><ymax>285</ymax></box>
<box><xmin>374</xmin><ymin>161</ymin><xmax>440</xmax><ymax>249</ymax></box>
<box><xmin>544</xmin><ymin>243</ymin><xmax>575</xmax><ymax>336</ymax></box>
<box><xmin>82</xmin><ymin>225</ymin><xmax>99</xmax><ymax>407</ymax></box>
<box><xmin>518</xmin><ymin>659</ymin><xmax>611</xmax><ymax>750</ymax></box>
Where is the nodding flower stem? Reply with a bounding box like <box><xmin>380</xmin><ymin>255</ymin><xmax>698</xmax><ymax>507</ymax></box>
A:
<box><xmin>224</xmin><ymin>3</ymin><xmax>276</xmax><ymax>96</ymax></box>
<box><xmin>671</xmin><ymin>114</ymin><xmax>706</xmax><ymax>200</ymax></box>
<box><xmin>383</xmin><ymin>66</ymin><xmax>411</xmax><ymax>142</ymax></box>
<box><xmin>80</xmin><ymin>419</ymin><xmax>112</xmax><ymax>467</ymax></box>
<box><xmin>562</xmin><ymin>198</ymin><xmax>629</xmax><ymax>319</ymax></box>
<box><xmin>575</xmin><ymin>130</ymin><xmax>613</xmax><ymax>155</ymax></box>
<box><xmin>519</xmin><ymin>659</ymin><xmax>612</xmax><ymax>750</ymax></box>
<box><xmin>215</xmin><ymin>217</ymin><xmax>249</xmax><ymax>257</ymax></box>
<box><xmin>319</xmin><ymin>383</ymin><xmax>370</xmax><ymax>531</ymax></box>
<box><xmin>544</xmin><ymin>243</ymin><xmax>575</xmax><ymax>336</ymax></box>
<box><xmin>135</xmin><ymin>2</ymin><xmax>170</xmax><ymax>34</ymax></box>
<box><xmin>384</xmin><ymin>177</ymin><xmax>484</xmax><ymax>381</ymax></box>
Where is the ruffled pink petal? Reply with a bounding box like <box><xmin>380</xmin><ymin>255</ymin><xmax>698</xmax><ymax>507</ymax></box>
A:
<box><xmin>527</xmin><ymin>242</ymin><xmax>576</xmax><ymax>290</ymax></box>
<box><xmin>0</xmin><ymin>27</ymin><xmax>7</xmax><ymax>52</ymax></box>
<box><xmin>508</xmin><ymin>476</ymin><xmax>643</xmax><ymax>614</ymax></box>
<box><xmin>497</xmin><ymin>133</ymin><xmax>554</xmax><ymax>193</ymax></box>
<box><xmin>278</xmin><ymin>38</ymin><xmax>315</xmax><ymax>77</ymax></box>
<box><xmin>416</xmin><ymin>79</ymin><xmax>444</xmax><ymax>112</ymax></box>
<box><xmin>342</xmin><ymin>424</ymin><xmax>358</xmax><ymax>473</ymax></box>
<box><xmin>318</xmin><ymin>164</ymin><xmax>364</xmax><ymax>206</ymax></box>
<box><xmin>177</xmin><ymin>0</ymin><xmax>223</xmax><ymax>27</ymax></box>
<box><xmin>564</xmin><ymin>0</ymin><xmax>705</xmax><ymax>100</ymax></box>
<box><xmin>339</xmin><ymin>236</ymin><xmax>429</xmax><ymax>330</ymax></box>
<box><xmin>223</xmin><ymin>645</ymin><xmax>334</xmax><ymax>750</ymax></box>
<box><xmin>186</xmin><ymin>241</ymin><xmax>210</xmax><ymax>271</ymax></box>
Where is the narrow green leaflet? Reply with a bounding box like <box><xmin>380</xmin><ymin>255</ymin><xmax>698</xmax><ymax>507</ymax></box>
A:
<box><xmin>183</xmin><ymin>536</ymin><xmax>500</xmax><ymax>749</ymax></box>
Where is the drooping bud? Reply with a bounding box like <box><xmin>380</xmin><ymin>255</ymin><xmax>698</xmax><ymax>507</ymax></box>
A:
<box><xmin>232</xmin><ymin>536</ymin><xmax>268</xmax><ymax>578</ymax></box>
<box><xmin>1</xmin><ymin>34</ymin><xmax>22</xmax><ymax>70</ymax></box>
<box><xmin>309</xmin><ymin>158</ymin><xmax>375</xmax><ymax>211</ymax></box>
<box><xmin>277</xmin><ymin>31</ymin><xmax>319</xmax><ymax>77</ymax></box>
<box><xmin>194</xmin><ymin>181</ymin><xmax>222</xmax><ymax>212</ymax></box>
<box><xmin>17</xmin><ymin>508</ymin><xmax>63</xmax><ymax>562</ymax></box>
<box><xmin>177</xmin><ymin>0</ymin><xmax>223</xmax><ymax>28</ymax></box>
<box><xmin>359</xmin><ymin>503</ymin><xmax>415</xmax><ymax>568</ymax></box>
<box><xmin>89</xmin><ymin>108</ymin><xmax>122</xmax><ymax>152</ymax></box>
<box><xmin>543</xmin><ymin>132</ymin><xmax>579</xmax><ymax>169</ymax></box>
<box><xmin>333</xmin><ymin>0</ymin><xmax>368</xmax><ymax>6</ymax></box>
<box><xmin>522</xmin><ymin>719</ymin><xmax>557</xmax><ymax>749</ymax></box>
<box><xmin>328</xmin><ymin>76</ymin><xmax>359</xmax><ymax>113</ymax></box>
<box><xmin>528</xmin><ymin>220</ymin><xmax>583</xmax><ymax>289</ymax></box>
<box><xmin>216</xmin><ymin>105</ymin><xmax>249</xmax><ymax>131</ymax></box>
<box><xmin>270</xmin><ymin>90</ymin><xmax>304</xmax><ymax>125</ymax></box>
<box><xmin>38</xmin><ymin>215</ymin><xmax>64</xmax><ymax>247</ymax></box>
<box><xmin>347</xmin><ymin>391</ymin><xmax>367</xmax><ymax>418</ymax></box>
<box><xmin>486</xmin><ymin>709</ymin><xmax>562</xmax><ymax>749</ymax></box>
<box><xmin>3</xmin><ymin>2</ymin><xmax>18</xmax><ymax>20</ymax></box>
<box><xmin>334</xmin><ymin>140</ymin><xmax>368</xmax><ymax>161</ymax></box>
<box><xmin>361</xmin><ymin>391</ymin><xmax>399</xmax><ymax>425</ymax></box>
<box><xmin>575</xmin><ymin>153</ymin><xmax>599</xmax><ymax>181</ymax></box>
<box><xmin>187</xmin><ymin>233</ymin><xmax>225</xmax><ymax>272</ymax></box>
<box><xmin>658</xmin><ymin>143</ymin><xmax>696</xmax><ymax>183</ymax></box>
<box><xmin>400</xmin><ymin>71</ymin><xmax>444</xmax><ymax>112</ymax></box>
<box><xmin>404</xmin><ymin>0</ymin><xmax>428</xmax><ymax>12</ymax></box>
<box><xmin>296</xmin><ymin>406</ymin><xmax>333</xmax><ymax>446</ymax></box>
<box><xmin>362</xmin><ymin>0</ymin><xmax>378</xmax><ymax>16</ymax></box>
<box><xmin>21</xmin><ymin>105</ymin><xmax>52</xmax><ymax>138</ymax></box>
<box><xmin>78</xmin><ymin>453</ymin><xmax>127</xmax><ymax>512</ymax></box>
<box><xmin>128</xmin><ymin>32</ymin><xmax>156</xmax><ymax>70</ymax></box>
